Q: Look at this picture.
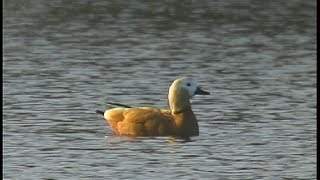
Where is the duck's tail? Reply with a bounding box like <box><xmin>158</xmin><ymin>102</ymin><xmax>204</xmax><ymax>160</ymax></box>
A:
<box><xmin>96</xmin><ymin>110</ymin><xmax>105</xmax><ymax>116</ymax></box>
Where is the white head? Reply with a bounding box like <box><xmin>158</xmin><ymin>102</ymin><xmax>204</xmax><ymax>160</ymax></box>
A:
<box><xmin>169</xmin><ymin>77</ymin><xmax>210</xmax><ymax>98</ymax></box>
<box><xmin>168</xmin><ymin>77</ymin><xmax>210</xmax><ymax>113</ymax></box>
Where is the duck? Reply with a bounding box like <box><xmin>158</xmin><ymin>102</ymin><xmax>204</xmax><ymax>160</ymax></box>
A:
<box><xmin>96</xmin><ymin>77</ymin><xmax>210</xmax><ymax>137</ymax></box>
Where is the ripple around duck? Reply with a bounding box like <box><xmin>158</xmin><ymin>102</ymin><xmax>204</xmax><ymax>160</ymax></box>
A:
<box><xmin>3</xmin><ymin>0</ymin><xmax>316</xmax><ymax>179</ymax></box>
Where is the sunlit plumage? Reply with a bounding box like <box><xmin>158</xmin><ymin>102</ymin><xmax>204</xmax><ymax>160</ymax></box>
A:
<box><xmin>98</xmin><ymin>77</ymin><xmax>210</xmax><ymax>137</ymax></box>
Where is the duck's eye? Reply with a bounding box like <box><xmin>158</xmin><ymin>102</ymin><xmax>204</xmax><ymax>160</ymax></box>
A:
<box><xmin>186</xmin><ymin>83</ymin><xmax>191</xmax><ymax>86</ymax></box>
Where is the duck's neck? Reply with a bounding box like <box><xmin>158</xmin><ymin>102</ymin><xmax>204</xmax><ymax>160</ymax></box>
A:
<box><xmin>168</xmin><ymin>90</ymin><xmax>191</xmax><ymax>115</ymax></box>
<box><xmin>168</xmin><ymin>90</ymin><xmax>199</xmax><ymax>136</ymax></box>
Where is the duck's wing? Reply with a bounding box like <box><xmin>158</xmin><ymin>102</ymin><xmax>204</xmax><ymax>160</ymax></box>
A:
<box><xmin>105</xmin><ymin>107</ymin><xmax>175</xmax><ymax>136</ymax></box>
<box><xmin>96</xmin><ymin>101</ymin><xmax>132</xmax><ymax>117</ymax></box>
<box><xmin>97</xmin><ymin>101</ymin><xmax>132</xmax><ymax>108</ymax></box>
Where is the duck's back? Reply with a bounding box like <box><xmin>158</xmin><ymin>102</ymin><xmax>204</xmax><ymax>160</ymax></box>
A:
<box><xmin>105</xmin><ymin>107</ymin><xmax>176</xmax><ymax>136</ymax></box>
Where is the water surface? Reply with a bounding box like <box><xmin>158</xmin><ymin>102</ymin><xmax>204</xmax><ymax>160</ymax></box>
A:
<box><xmin>3</xmin><ymin>1</ymin><xmax>316</xmax><ymax>179</ymax></box>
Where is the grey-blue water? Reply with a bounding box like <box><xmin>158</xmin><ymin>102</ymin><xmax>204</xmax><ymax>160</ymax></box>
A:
<box><xmin>3</xmin><ymin>1</ymin><xmax>316</xmax><ymax>179</ymax></box>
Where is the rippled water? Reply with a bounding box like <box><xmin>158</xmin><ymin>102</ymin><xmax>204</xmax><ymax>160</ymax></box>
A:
<box><xmin>3</xmin><ymin>0</ymin><xmax>316</xmax><ymax>179</ymax></box>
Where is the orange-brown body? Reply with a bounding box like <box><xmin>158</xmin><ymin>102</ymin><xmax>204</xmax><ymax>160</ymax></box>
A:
<box><xmin>105</xmin><ymin>107</ymin><xmax>199</xmax><ymax>137</ymax></box>
<box><xmin>100</xmin><ymin>77</ymin><xmax>210</xmax><ymax>137</ymax></box>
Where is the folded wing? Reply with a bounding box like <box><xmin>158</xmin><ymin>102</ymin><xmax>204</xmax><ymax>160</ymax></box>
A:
<box><xmin>105</xmin><ymin>107</ymin><xmax>175</xmax><ymax>136</ymax></box>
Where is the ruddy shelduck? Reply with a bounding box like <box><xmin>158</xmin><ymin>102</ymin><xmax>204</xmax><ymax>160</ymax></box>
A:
<box><xmin>96</xmin><ymin>77</ymin><xmax>210</xmax><ymax>137</ymax></box>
